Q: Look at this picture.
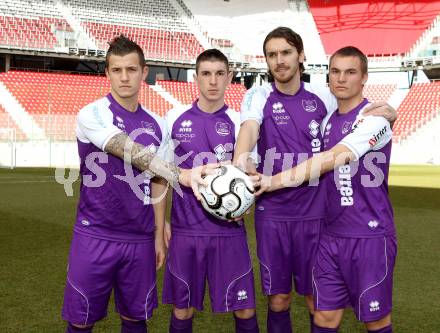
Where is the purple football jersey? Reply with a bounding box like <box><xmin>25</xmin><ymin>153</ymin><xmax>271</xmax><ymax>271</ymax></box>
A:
<box><xmin>74</xmin><ymin>93</ymin><xmax>167</xmax><ymax>242</ymax></box>
<box><xmin>322</xmin><ymin>98</ymin><xmax>395</xmax><ymax>237</ymax></box>
<box><xmin>241</xmin><ymin>82</ymin><xmax>337</xmax><ymax>221</ymax></box>
<box><xmin>166</xmin><ymin>101</ymin><xmax>245</xmax><ymax>236</ymax></box>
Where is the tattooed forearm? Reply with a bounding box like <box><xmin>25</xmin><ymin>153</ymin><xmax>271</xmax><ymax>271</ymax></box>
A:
<box><xmin>105</xmin><ymin>132</ymin><xmax>181</xmax><ymax>184</ymax></box>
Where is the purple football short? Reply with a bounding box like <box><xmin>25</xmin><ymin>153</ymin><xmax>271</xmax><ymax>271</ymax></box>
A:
<box><xmin>312</xmin><ymin>233</ymin><xmax>397</xmax><ymax>322</ymax></box>
<box><xmin>162</xmin><ymin>233</ymin><xmax>256</xmax><ymax>313</ymax></box>
<box><xmin>255</xmin><ymin>217</ymin><xmax>323</xmax><ymax>296</ymax></box>
<box><xmin>61</xmin><ymin>232</ymin><xmax>157</xmax><ymax>325</ymax></box>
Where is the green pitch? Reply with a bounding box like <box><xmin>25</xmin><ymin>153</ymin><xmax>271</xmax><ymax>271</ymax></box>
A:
<box><xmin>0</xmin><ymin>165</ymin><xmax>439</xmax><ymax>332</ymax></box>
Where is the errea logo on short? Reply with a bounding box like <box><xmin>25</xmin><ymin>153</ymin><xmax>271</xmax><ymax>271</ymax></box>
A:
<box><xmin>237</xmin><ymin>290</ymin><xmax>248</xmax><ymax>301</ymax></box>
<box><xmin>368</xmin><ymin>220</ymin><xmax>379</xmax><ymax>229</ymax></box>
<box><xmin>369</xmin><ymin>300</ymin><xmax>380</xmax><ymax>312</ymax></box>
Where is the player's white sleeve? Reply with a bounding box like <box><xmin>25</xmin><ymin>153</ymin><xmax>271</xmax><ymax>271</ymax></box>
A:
<box><xmin>240</xmin><ymin>85</ymin><xmax>270</xmax><ymax>125</ymax></box>
<box><xmin>339</xmin><ymin>115</ymin><xmax>392</xmax><ymax>160</ymax></box>
<box><xmin>76</xmin><ymin>102</ymin><xmax>122</xmax><ymax>150</ymax></box>
<box><xmin>320</xmin><ymin>108</ymin><xmax>336</xmax><ymax>136</ymax></box>
<box><xmin>154</xmin><ymin>116</ymin><xmax>171</xmax><ymax>161</ymax></box>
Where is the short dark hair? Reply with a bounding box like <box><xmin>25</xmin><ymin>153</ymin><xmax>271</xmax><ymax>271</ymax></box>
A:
<box><xmin>195</xmin><ymin>49</ymin><xmax>229</xmax><ymax>73</ymax></box>
<box><xmin>330</xmin><ymin>46</ymin><xmax>368</xmax><ymax>74</ymax></box>
<box><xmin>105</xmin><ymin>35</ymin><xmax>146</xmax><ymax>69</ymax></box>
<box><xmin>263</xmin><ymin>27</ymin><xmax>305</xmax><ymax>73</ymax></box>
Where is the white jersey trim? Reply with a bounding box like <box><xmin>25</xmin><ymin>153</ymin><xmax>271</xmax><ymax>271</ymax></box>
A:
<box><xmin>225</xmin><ymin>261</ymin><xmax>253</xmax><ymax>312</ymax></box>
<box><xmin>259</xmin><ymin>261</ymin><xmax>272</xmax><ymax>295</ymax></box>
<box><xmin>76</xmin><ymin>97</ymin><xmax>122</xmax><ymax>150</ymax></box>
<box><xmin>340</xmin><ymin>112</ymin><xmax>392</xmax><ymax>160</ymax></box>
<box><xmin>77</xmin><ymin>97</ymin><xmax>168</xmax><ymax>156</ymax></box>
<box><xmin>358</xmin><ymin>237</ymin><xmax>388</xmax><ymax>321</ymax></box>
<box><xmin>240</xmin><ymin>83</ymin><xmax>273</xmax><ymax>125</ymax></box>
<box><xmin>67</xmin><ymin>275</ymin><xmax>90</xmax><ymax>325</ymax></box>
<box><xmin>166</xmin><ymin>260</ymin><xmax>191</xmax><ymax>309</ymax></box>
<box><xmin>144</xmin><ymin>281</ymin><xmax>157</xmax><ymax>320</ymax></box>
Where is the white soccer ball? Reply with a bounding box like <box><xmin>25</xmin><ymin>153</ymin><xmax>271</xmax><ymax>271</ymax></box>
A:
<box><xmin>199</xmin><ymin>165</ymin><xmax>255</xmax><ymax>221</ymax></box>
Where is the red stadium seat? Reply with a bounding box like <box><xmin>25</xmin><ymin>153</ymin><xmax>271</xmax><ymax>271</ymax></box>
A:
<box><xmin>394</xmin><ymin>82</ymin><xmax>440</xmax><ymax>142</ymax></box>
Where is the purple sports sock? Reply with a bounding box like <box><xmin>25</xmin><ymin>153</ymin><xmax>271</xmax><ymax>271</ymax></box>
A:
<box><xmin>312</xmin><ymin>324</ymin><xmax>338</xmax><ymax>333</ymax></box>
<box><xmin>267</xmin><ymin>308</ymin><xmax>292</xmax><ymax>333</ymax></box>
<box><xmin>368</xmin><ymin>325</ymin><xmax>392</xmax><ymax>333</ymax></box>
<box><xmin>169</xmin><ymin>312</ymin><xmax>193</xmax><ymax>333</ymax></box>
<box><xmin>66</xmin><ymin>323</ymin><xmax>93</xmax><ymax>333</ymax></box>
<box><xmin>120</xmin><ymin>318</ymin><xmax>147</xmax><ymax>333</ymax></box>
<box><xmin>234</xmin><ymin>313</ymin><xmax>260</xmax><ymax>333</ymax></box>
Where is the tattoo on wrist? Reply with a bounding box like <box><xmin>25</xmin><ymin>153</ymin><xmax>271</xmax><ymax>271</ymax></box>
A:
<box><xmin>105</xmin><ymin>132</ymin><xmax>181</xmax><ymax>183</ymax></box>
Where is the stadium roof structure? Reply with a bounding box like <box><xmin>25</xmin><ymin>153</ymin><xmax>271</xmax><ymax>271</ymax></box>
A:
<box><xmin>308</xmin><ymin>0</ymin><xmax>440</xmax><ymax>56</ymax></box>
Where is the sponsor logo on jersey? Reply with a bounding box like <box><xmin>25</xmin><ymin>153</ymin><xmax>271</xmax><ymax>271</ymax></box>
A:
<box><xmin>351</xmin><ymin>118</ymin><xmax>365</xmax><ymax>133</ymax></box>
<box><xmin>141</xmin><ymin>121</ymin><xmax>156</xmax><ymax>135</ymax></box>
<box><xmin>338</xmin><ymin>165</ymin><xmax>353</xmax><ymax>206</ymax></box>
<box><xmin>215</xmin><ymin>121</ymin><xmax>231</xmax><ymax>136</ymax></box>
<box><xmin>272</xmin><ymin>102</ymin><xmax>286</xmax><ymax>114</ymax></box>
<box><xmin>369</xmin><ymin>301</ymin><xmax>380</xmax><ymax>312</ymax></box>
<box><xmin>175</xmin><ymin>133</ymin><xmax>196</xmax><ymax>142</ymax></box>
<box><xmin>368</xmin><ymin>126</ymin><xmax>388</xmax><ymax>147</ymax></box>
<box><xmin>368</xmin><ymin>220</ymin><xmax>379</xmax><ymax>229</ymax></box>
<box><xmin>309</xmin><ymin>120</ymin><xmax>320</xmax><ymax>138</ymax></box>
<box><xmin>273</xmin><ymin>114</ymin><xmax>290</xmax><ymax>125</ymax></box>
<box><xmin>176</xmin><ymin>120</ymin><xmax>195</xmax><ymax>142</ymax></box>
<box><xmin>237</xmin><ymin>290</ymin><xmax>248</xmax><ymax>301</ymax></box>
<box><xmin>342</xmin><ymin>121</ymin><xmax>353</xmax><ymax>134</ymax></box>
<box><xmin>179</xmin><ymin>120</ymin><xmax>193</xmax><ymax>132</ymax></box>
<box><xmin>302</xmin><ymin>99</ymin><xmax>317</xmax><ymax>112</ymax></box>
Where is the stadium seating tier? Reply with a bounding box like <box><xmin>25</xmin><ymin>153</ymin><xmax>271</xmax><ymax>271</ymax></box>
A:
<box><xmin>0</xmin><ymin>71</ymin><xmax>172</xmax><ymax>141</ymax></box>
<box><xmin>394</xmin><ymin>82</ymin><xmax>440</xmax><ymax>141</ymax></box>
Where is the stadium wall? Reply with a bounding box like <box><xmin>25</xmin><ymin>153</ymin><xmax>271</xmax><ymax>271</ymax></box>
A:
<box><xmin>0</xmin><ymin>141</ymin><xmax>79</xmax><ymax>168</ymax></box>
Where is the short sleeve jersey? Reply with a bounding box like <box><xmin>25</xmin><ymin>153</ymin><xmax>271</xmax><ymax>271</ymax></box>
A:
<box><xmin>241</xmin><ymin>82</ymin><xmax>337</xmax><ymax>221</ymax></box>
<box><xmin>322</xmin><ymin>98</ymin><xmax>395</xmax><ymax>238</ymax></box>
<box><xmin>165</xmin><ymin>101</ymin><xmax>245</xmax><ymax>236</ymax></box>
<box><xmin>74</xmin><ymin>93</ymin><xmax>168</xmax><ymax>242</ymax></box>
